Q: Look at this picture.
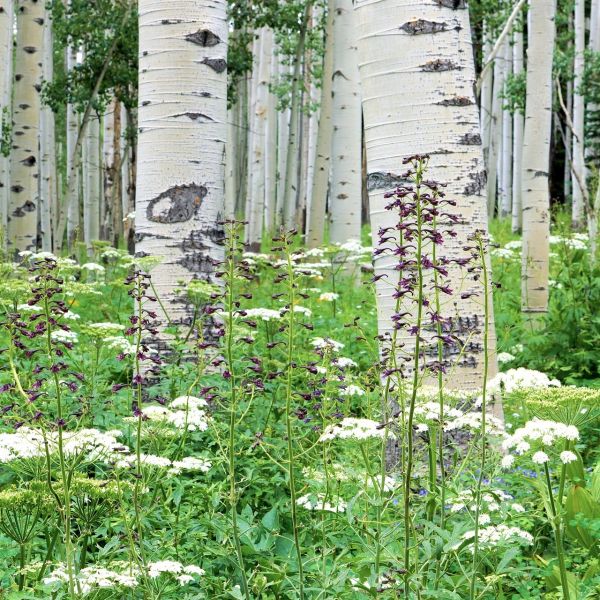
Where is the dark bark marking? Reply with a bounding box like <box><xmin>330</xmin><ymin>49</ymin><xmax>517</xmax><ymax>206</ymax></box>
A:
<box><xmin>12</xmin><ymin>200</ymin><xmax>36</xmax><ymax>217</ymax></box>
<box><xmin>534</xmin><ymin>170</ymin><xmax>549</xmax><ymax>177</ymax></box>
<box><xmin>23</xmin><ymin>46</ymin><xmax>37</xmax><ymax>54</ymax></box>
<box><xmin>400</xmin><ymin>19</ymin><xmax>447</xmax><ymax>35</ymax></box>
<box><xmin>464</xmin><ymin>170</ymin><xmax>486</xmax><ymax>196</ymax></box>
<box><xmin>161</xmin><ymin>19</ymin><xmax>183</xmax><ymax>25</ymax></box>
<box><xmin>332</xmin><ymin>69</ymin><xmax>349</xmax><ymax>81</ymax></box>
<box><xmin>437</xmin><ymin>96</ymin><xmax>473</xmax><ymax>106</ymax></box>
<box><xmin>11</xmin><ymin>185</ymin><xmax>24</xmax><ymax>193</ymax></box>
<box><xmin>435</xmin><ymin>0</ymin><xmax>466</xmax><ymax>8</ymax></box>
<box><xmin>185</xmin><ymin>29</ymin><xmax>221</xmax><ymax>47</ymax></box>
<box><xmin>199</xmin><ymin>91</ymin><xmax>212</xmax><ymax>97</ymax></box>
<box><xmin>201</xmin><ymin>57</ymin><xmax>227</xmax><ymax>74</ymax></box>
<box><xmin>18</xmin><ymin>104</ymin><xmax>30</xmax><ymax>110</ymax></box>
<box><xmin>421</xmin><ymin>58</ymin><xmax>460</xmax><ymax>72</ymax></box>
<box><xmin>175</xmin><ymin>112</ymin><xmax>214</xmax><ymax>122</ymax></box>
<box><xmin>20</xmin><ymin>155</ymin><xmax>36</xmax><ymax>167</ymax></box>
<box><xmin>337</xmin><ymin>193</ymin><xmax>348</xmax><ymax>199</ymax></box>
<box><xmin>141</xmin><ymin>100</ymin><xmax>151</xmax><ymax>106</ymax></box>
<box><xmin>146</xmin><ymin>184</ymin><xmax>207</xmax><ymax>224</ymax></box>
<box><xmin>34</xmin><ymin>83</ymin><xmax>42</xmax><ymax>92</ymax></box>
<box><xmin>15</xmin><ymin>74</ymin><xmax>22</xmax><ymax>81</ymax></box>
<box><xmin>181</xmin><ymin>225</ymin><xmax>224</xmax><ymax>252</ymax></box>
<box><xmin>367</xmin><ymin>171</ymin><xmax>408</xmax><ymax>192</ymax></box>
<box><xmin>459</xmin><ymin>133</ymin><xmax>482</xmax><ymax>145</ymax></box>
<box><xmin>34</xmin><ymin>17</ymin><xmax>44</xmax><ymax>25</ymax></box>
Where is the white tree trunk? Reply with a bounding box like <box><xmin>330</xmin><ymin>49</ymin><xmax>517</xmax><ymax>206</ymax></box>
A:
<box><xmin>307</xmin><ymin>0</ymin><xmax>334</xmax><ymax>247</ymax></box>
<box><xmin>102</xmin><ymin>99</ymin><xmax>115</xmax><ymax>239</ymax></box>
<box><xmin>264</xmin><ymin>47</ymin><xmax>278</xmax><ymax>228</ymax></box>
<box><xmin>355</xmin><ymin>1</ymin><xmax>497</xmax><ymax>390</ymax></box>
<box><xmin>486</xmin><ymin>53</ymin><xmax>504</xmax><ymax>219</ymax></box>
<box><xmin>500</xmin><ymin>38</ymin><xmax>513</xmax><ymax>218</ymax></box>
<box><xmin>572</xmin><ymin>0</ymin><xmax>585</xmax><ymax>228</ymax></box>
<box><xmin>84</xmin><ymin>115</ymin><xmax>100</xmax><ymax>247</ymax></box>
<box><xmin>329</xmin><ymin>0</ymin><xmax>362</xmax><ymax>244</ymax></box>
<box><xmin>275</xmin><ymin>62</ymin><xmax>290</xmax><ymax>227</ymax></box>
<box><xmin>246</xmin><ymin>29</ymin><xmax>271</xmax><ymax>250</ymax></box>
<box><xmin>8</xmin><ymin>0</ymin><xmax>44</xmax><ymax>253</ymax></box>
<box><xmin>480</xmin><ymin>28</ymin><xmax>493</xmax><ymax>186</ymax></box>
<box><xmin>65</xmin><ymin>44</ymin><xmax>80</xmax><ymax>248</ymax></box>
<box><xmin>224</xmin><ymin>106</ymin><xmax>237</xmax><ymax>219</ymax></box>
<box><xmin>136</xmin><ymin>0</ymin><xmax>227</xmax><ymax>340</ymax></box>
<box><xmin>521</xmin><ymin>0</ymin><xmax>556</xmax><ymax>318</ymax></box>
<box><xmin>39</xmin><ymin>6</ymin><xmax>55</xmax><ymax>251</ymax></box>
<box><xmin>512</xmin><ymin>26</ymin><xmax>524</xmax><ymax>233</ymax></box>
<box><xmin>0</xmin><ymin>0</ymin><xmax>14</xmax><ymax>241</ymax></box>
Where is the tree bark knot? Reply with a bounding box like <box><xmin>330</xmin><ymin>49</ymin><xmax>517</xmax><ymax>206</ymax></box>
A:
<box><xmin>464</xmin><ymin>170</ymin><xmax>487</xmax><ymax>196</ymax></box>
<box><xmin>185</xmin><ymin>29</ymin><xmax>221</xmax><ymax>47</ymax></box>
<box><xmin>400</xmin><ymin>19</ymin><xmax>447</xmax><ymax>35</ymax></box>
<box><xmin>12</xmin><ymin>200</ymin><xmax>36</xmax><ymax>217</ymax></box>
<box><xmin>459</xmin><ymin>133</ymin><xmax>482</xmax><ymax>145</ymax></box>
<box><xmin>437</xmin><ymin>96</ymin><xmax>472</xmax><ymax>106</ymax></box>
<box><xmin>175</xmin><ymin>112</ymin><xmax>214</xmax><ymax>122</ymax></box>
<box><xmin>202</xmin><ymin>57</ymin><xmax>227</xmax><ymax>74</ymax></box>
<box><xmin>435</xmin><ymin>0</ymin><xmax>466</xmax><ymax>8</ymax></box>
<box><xmin>367</xmin><ymin>171</ymin><xmax>408</xmax><ymax>192</ymax></box>
<box><xmin>421</xmin><ymin>58</ymin><xmax>460</xmax><ymax>72</ymax></box>
<box><xmin>147</xmin><ymin>184</ymin><xmax>208</xmax><ymax>224</ymax></box>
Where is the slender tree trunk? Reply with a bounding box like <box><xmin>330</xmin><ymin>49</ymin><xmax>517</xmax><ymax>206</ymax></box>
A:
<box><xmin>224</xmin><ymin>106</ymin><xmax>237</xmax><ymax>219</ymax></box>
<box><xmin>328</xmin><ymin>0</ymin><xmax>362</xmax><ymax>244</ymax></box>
<box><xmin>307</xmin><ymin>0</ymin><xmax>334</xmax><ymax>247</ymax></box>
<box><xmin>264</xmin><ymin>48</ymin><xmax>278</xmax><ymax>229</ymax></box>
<box><xmin>512</xmin><ymin>26</ymin><xmax>524</xmax><ymax>234</ymax></box>
<box><xmin>521</xmin><ymin>0</ymin><xmax>556</xmax><ymax>319</ymax></box>
<box><xmin>500</xmin><ymin>38</ymin><xmax>513</xmax><ymax>218</ymax></box>
<box><xmin>355</xmin><ymin>1</ymin><xmax>497</xmax><ymax>390</ymax></box>
<box><xmin>571</xmin><ymin>0</ymin><xmax>585</xmax><ymax>228</ymax></box>
<box><xmin>480</xmin><ymin>27</ymin><xmax>493</xmax><ymax>188</ymax></box>
<box><xmin>65</xmin><ymin>45</ymin><xmax>80</xmax><ymax>248</ymax></box>
<box><xmin>275</xmin><ymin>62</ymin><xmax>289</xmax><ymax>227</ymax></box>
<box><xmin>0</xmin><ymin>0</ymin><xmax>14</xmax><ymax>243</ymax></box>
<box><xmin>486</xmin><ymin>53</ymin><xmax>503</xmax><ymax>219</ymax></box>
<box><xmin>102</xmin><ymin>99</ymin><xmax>115</xmax><ymax>239</ymax></box>
<box><xmin>236</xmin><ymin>76</ymin><xmax>249</xmax><ymax>218</ymax></box>
<box><xmin>39</xmin><ymin>6</ymin><xmax>55</xmax><ymax>251</ymax></box>
<box><xmin>136</xmin><ymin>0</ymin><xmax>227</xmax><ymax>342</ymax></box>
<box><xmin>282</xmin><ymin>5</ymin><xmax>310</xmax><ymax>228</ymax></box>
<box><xmin>83</xmin><ymin>115</ymin><xmax>100</xmax><ymax>247</ymax></box>
<box><xmin>8</xmin><ymin>0</ymin><xmax>44</xmax><ymax>253</ymax></box>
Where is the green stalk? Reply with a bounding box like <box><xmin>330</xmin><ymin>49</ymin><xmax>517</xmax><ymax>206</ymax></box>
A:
<box><xmin>285</xmin><ymin>239</ymin><xmax>305</xmax><ymax>600</ymax></box>
<box><xmin>224</xmin><ymin>224</ymin><xmax>251</xmax><ymax>600</ymax></box>
<box><xmin>469</xmin><ymin>234</ymin><xmax>491</xmax><ymax>600</ymax></box>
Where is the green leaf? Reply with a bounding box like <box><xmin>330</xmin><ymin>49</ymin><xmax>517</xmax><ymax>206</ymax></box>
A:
<box><xmin>565</xmin><ymin>485</ymin><xmax>600</xmax><ymax>550</ymax></box>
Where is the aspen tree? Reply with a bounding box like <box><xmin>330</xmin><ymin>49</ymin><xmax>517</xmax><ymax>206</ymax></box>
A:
<box><xmin>328</xmin><ymin>0</ymin><xmax>362</xmax><ymax>244</ymax></box>
<box><xmin>572</xmin><ymin>0</ymin><xmax>585</xmax><ymax>228</ymax></box>
<box><xmin>512</xmin><ymin>25</ymin><xmax>524</xmax><ymax>233</ymax></box>
<box><xmin>355</xmin><ymin>0</ymin><xmax>497</xmax><ymax>389</ymax></box>
<box><xmin>0</xmin><ymin>0</ymin><xmax>13</xmax><ymax>240</ymax></box>
<box><xmin>136</xmin><ymin>0</ymin><xmax>228</xmax><ymax>341</ymax></box>
<box><xmin>521</xmin><ymin>0</ymin><xmax>556</xmax><ymax>319</ymax></box>
<box><xmin>500</xmin><ymin>38</ymin><xmax>513</xmax><ymax>218</ymax></box>
<box><xmin>8</xmin><ymin>0</ymin><xmax>44</xmax><ymax>253</ymax></box>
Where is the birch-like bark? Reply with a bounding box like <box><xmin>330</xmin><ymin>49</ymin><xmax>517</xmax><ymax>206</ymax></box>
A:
<box><xmin>480</xmin><ymin>28</ymin><xmax>493</xmax><ymax>183</ymax></box>
<box><xmin>136</xmin><ymin>0</ymin><xmax>227</xmax><ymax>341</ymax></box>
<box><xmin>246</xmin><ymin>30</ymin><xmax>271</xmax><ymax>250</ymax></box>
<box><xmin>102</xmin><ymin>100</ymin><xmax>115</xmax><ymax>239</ymax></box>
<box><xmin>83</xmin><ymin>115</ymin><xmax>100</xmax><ymax>247</ymax></box>
<box><xmin>329</xmin><ymin>0</ymin><xmax>362</xmax><ymax>244</ymax></box>
<box><xmin>39</xmin><ymin>7</ymin><xmax>55</xmax><ymax>251</ymax></box>
<box><xmin>275</xmin><ymin>61</ymin><xmax>289</xmax><ymax>227</ymax></box>
<box><xmin>356</xmin><ymin>0</ymin><xmax>497</xmax><ymax>391</ymax></box>
<box><xmin>521</xmin><ymin>0</ymin><xmax>556</xmax><ymax>318</ymax></box>
<box><xmin>0</xmin><ymin>0</ymin><xmax>13</xmax><ymax>241</ymax></box>
<box><xmin>512</xmin><ymin>26</ymin><xmax>524</xmax><ymax>233</ymax></box>
<box><xmin>8</xmin><ymin>0</ymin><xmax>44</xmax><ymax>253</ymax></box>
<box><xmin>282</xmin><ymin>6</ymin><xmax>310</xmax><ymax>228</ymax></box>
<box><xmin>500</xmin><ymin>38</ymin><xmax>513</xmax><ymax>218</ymax></box>
<box><xmin>571</xmin><ymin>0</ymin><xmax>585</xmax><ymax>228</ymax></box>
<box><xmin>486</xmin><ymin>53</ymin><xmax>504</xmax><ymax>218</ymax></box>
<box><xmin>65</xmin><ymin>44</ymin><xmax>80</xmax><ymax>248</ymax></box>
<box><xmin>307</xmin><ymin>0</ymin><xmax>334</xmax><ymax>247</ymax></box>
<box><xmin>264</xmin><ymin>48</ymin><xmax>278</xmax><ymax>228</ymax></box>
<box><xmin>224</xmin><ymin>106</ymin><xmax>237</xmax><ymax>219</ymax></box>
<box><xmin>305</xmin><ymin>81</ymin><xmax>319</xmax><ymax>231</ymax></box>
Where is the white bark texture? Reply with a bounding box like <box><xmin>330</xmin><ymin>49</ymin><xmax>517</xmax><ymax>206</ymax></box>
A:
<box><xmin>355</xmin><ymin>0</ymin><xmax>497</xmax><ymax>390</ymax></box>
<box><xmin>39</xmin><ymin>6</ymin><xmax>55</xmax><ymax>251</ymax></box>
<box><xmin>224</xmin><ymin>106</ymin><xmax>236</xmax><ymax>219</ymax></box>
<box><xmin>480</xmin><ymin>29</ymin><xmax>493</xmax><ymax>185</ymax></box>
<box><xmin>0</xmin><ymin>0</ymin><xmax>14</xmax><ymax>240</ymax></box>
<box><xmin>329</xmin><ymin>0</ymin><xmax>362</xmax><ymax>244</ymax></box>
<box><xmin>512</xmin><ymin>26</ymin><xmax>524</xmax><ymax>233</ymax></box>
<box><xmin>136</xmin><ymin>0</ymin><xmax>227</xmax><ymax>338</ymax></box>
<box><xmin>571</xmin><ymin>0</ymin><xmax>585</xmax><ymax>227</ymax></box>
<box><xmin>65</xmin><ymin>44</ymin><xmax>79</xmax><ymax>247</ymax></box>
<box><xmin>486</xmin><ymin>54</ymin><xmax>503</xmax><ymax>218</ymax></box>
<box><xmin>521</xmin><ymin>0</ymin><xmax>556</xmax><ymax>316</ymax></box>
<box><xmin>102</xmin><ymin>100</ymin><xmax>115</xmax><ymax>238</ymax></box>
<box><xmin>500</xmin><ymin>38</ymin><xmax>512</xmax><ymax>218</ymax></box>
<box><xmin>264</xmin><ymin>47</ymin><xmax>278</xmax><ymax>227</ymax></box>
<box><xmin>8</xmin><ymin>0</ymin><xmax>44</xmax><ymax>252</ymax></box>
<box><xmin>83</xmin><ymin>115</ymin><xmax>100</xmax><ymax>246</ymax></box>
<box><xmin>307</xmin><ymin>0</ymin><xmax>334</xmax><ymax>247</ymax></box>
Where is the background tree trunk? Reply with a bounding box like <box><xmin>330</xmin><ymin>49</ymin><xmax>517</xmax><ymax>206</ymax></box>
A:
<box><xmin>136</xmin><ymin>0</ymin><xmax>227</xmax><ymax>344</ymax></box>
<box><xmin>512</xmin><ymin>25</ymin><xmax>524</xmax><ymax>233</ymax></box>
<box><xmin>571</xmin><ymin>0</ymin><xmax>585</xmax><ymax>228</ymax></box>
<box><xmin>521</xmin><ymin>0</ymin><xmax>556</xmax><ymax>319</ymax></box>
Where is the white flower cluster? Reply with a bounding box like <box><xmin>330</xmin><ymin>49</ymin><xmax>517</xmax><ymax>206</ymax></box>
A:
<box><xmin>296</xmin><ymin>493</ymin><xmax>347</xmax><ymax>513</ymax></box>
<box><xmin>279</xmin><ymin>305</ymin><xmax>312</xmax><ymax>317</ymax></box>
<box><xmin>336</xmin><ymin>239</ymin><xmax>372</xmax><ymax>255</ymax></box>
<box><xmin>491</xmin><ymin>248</ymin><xmax>517</xmax><ymax>260</ymax></box>
<box><xmin>62</xmin><ymin>310</ymin><xmax>80</xmax><ymax>320</ymax></box>
<box><xmin>242</xmin><ymin>308</ymin><xmax>281</xmax><ymax>321</ymax></box>
<box><xmin>319</xmin><ymin>418</ymin><xmax>389</xmax><ymax>442</ymax></box>
<box><xmin>44</xmin><ymin>565</ymin><xmax>138</xmax><ymax>594</ymax></box>
<box><xmin>0</xmin><ymin>428</ymin><xmax>124</xmax><ymax>464</ymax></box>
<box><xmin>487</xmin><ymin>368</ymin><xmax>561</xmax><ymax>396</ymax></box>
<box><xmin>81</xmin><ymin>262</ymin><xmax>105</xmax><ymax>273</ymax></box>
<box><xmin>410</xmin><ymin>402</ymin><xmax>505</xmax><ymax>436</ymax></box>
<box><xmin>44</xmin><ymin>561</ymin><xmax>204</xmax><ymax>593</ymax></box>
<box><xmin>19</xmin><ymin>250</ymin><xmax>58</xmax><ymax>262</ymax></box>
<box><xmin>497</xmin><ymin>351</ymin><xmax>515</xmax><ymax>364</ymax></box>
<box><xmin>128</xmin><ymin>396</ymin><xmax>210</xmax><ymax>432</ymax></box>
<box><xmin>16</xmin><ymin>304</ymin><xmax>42</xmax><ymax>313</ymax></box>
<box><xmin>319</xmin><ymin>292</ymin><xmax>339</xmax><ymax>302</ymax></box>
<box><xmin>461</xmin><ymin>525</ymin><xmax>533</xmax><ymax>549</ymax></box>
<box><xmin>103</xmin><ymin>336</ymin><xmax>137</xmax><ymax>355</ymax></box>
<box><xmin>339</xmin><ymin>385</ymin><xmax>366</xmax><ymax>397</ymax></box>
<box><xmin>332</xmin><ymin>356</ymin><xmax>357</xmax><ymax>369</ymax></box>
<box><xmin>449</xmin><ymin>489</ymin><xmax>513</xmax><ymax>514</ymax></box>
<box><xmin>114</xmin><ymin>452</ymin><xmax>211</xmax><ymax>475</ymax></box>
<box><xmin>549</xmin><ymin>233</ymin><xmax>588</xmax><ymax>250</ymax></box>
<box><xmin>311</xmin><ymin>337</ymin><xmax>344</xmax><ymax>352</ymax></box>
<box><xmin>51</xmin><ymin>330</ymin><xmax>78</xmax><ymax>344</ymax></box>
<box><xmin>502</xmin><ymin>419</ymin><xmax>579</xmax><ymax>456</ymax></box>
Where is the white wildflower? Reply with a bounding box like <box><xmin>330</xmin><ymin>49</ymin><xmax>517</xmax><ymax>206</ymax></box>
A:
<box><xmin>532</xmin><ymin>451</ymin><xmax>549</xmax><ymax>465</ymax></box>
<box><xmin>311</xmin><ymin>337</ymin><xmax>344</xmax><ymax>352</ymax></box>
<box><xmin>560</xmin><ymin>450</ymin><xmax>577</xmax><ymax>464</ymax></box>
<box><xmin>333</xmin><ymin>357</ymin><xmax>357</xmax><ymax>368</ymax></box>
<box><xmin>296</xmin><ymin>493</ymin><xmax>347</xmax><ymax>513</ymax></box>
<box><xmin>81</xmin><ymin>262</ymin><xmax>105</xmax><ymax>273</ymax></box>
<box><xmin>51</xmin><ymin>330</ymin><xmax>78</xmax><ymax>344</ymax></box>
<box><xmin>318</xmin><ymin>292</ymin><xmax>339</xmax><ymax>302</ymax></box>
<box><xmin>340</xmin><ymin>385</ymin><xmax>366</xmax><ymax>397</ymax></box>
<box><xmin>319</xmin><ymin>418</ymin><xmax>390</xmax><ymax>442</ymax></box>
<box><xmin>497</xmin><ymin>352</ymin><xmax>515</xmax><ymax>364</ymax></box>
